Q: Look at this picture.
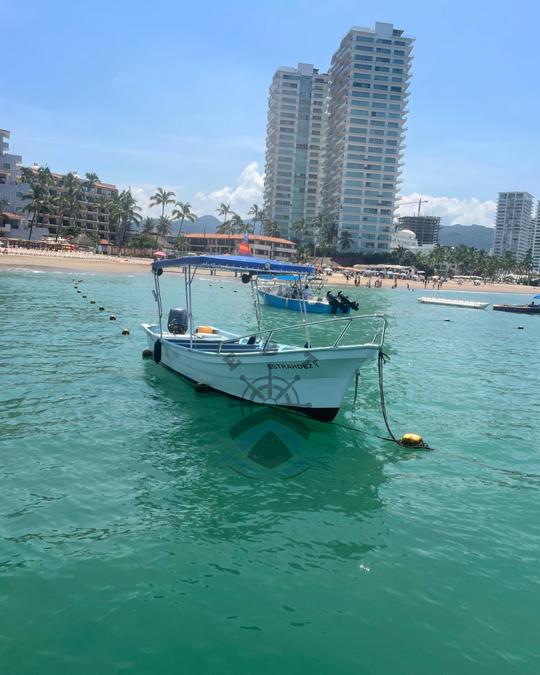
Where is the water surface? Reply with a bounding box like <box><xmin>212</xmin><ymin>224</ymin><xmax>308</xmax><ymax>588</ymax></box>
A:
<box><xmin>1</xmin><ymin>269</ymin><xmax>539</xmax><ymax>674</ymax></box>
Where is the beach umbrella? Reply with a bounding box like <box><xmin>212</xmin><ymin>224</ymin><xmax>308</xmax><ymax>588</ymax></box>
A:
<box><xmin>153</xmin><ymin>251</ymin><xmax>167</xmax><ymax>257</ymax></box>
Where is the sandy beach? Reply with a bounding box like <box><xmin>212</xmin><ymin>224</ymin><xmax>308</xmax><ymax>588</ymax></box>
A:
<box><xmin>0</xmin><ymin>250</ymin><xmax>536</xmax><ymax>295</ymax></box>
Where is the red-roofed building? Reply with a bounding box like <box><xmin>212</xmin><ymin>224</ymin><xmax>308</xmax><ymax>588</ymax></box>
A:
<box><xmin>183</xmin><ymin>233</ymin><xmax>297</xmax><ymax>259</ymax></box>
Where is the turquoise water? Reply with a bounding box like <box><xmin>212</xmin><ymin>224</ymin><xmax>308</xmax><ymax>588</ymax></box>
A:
<box><xmin>1</xmin><ymin>268</ymin><xmax>539</xmax><ymax>674</ymax></box>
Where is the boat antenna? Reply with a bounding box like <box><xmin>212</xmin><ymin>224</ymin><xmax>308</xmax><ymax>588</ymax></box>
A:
<box><xmin>153</xmin><ymin>269</ymin><xmax>164</xmax><ymax>338</ymax></box>
<box><xmin>251</xmin><ymin>274</ymin><xmax>262</xmax><ymax>332</ymax></box>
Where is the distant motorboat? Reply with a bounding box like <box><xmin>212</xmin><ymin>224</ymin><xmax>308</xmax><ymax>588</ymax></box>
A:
<box><xmin>493</xmin><ymin>294</ymin><xmax>540</xmax><ymax>314</ymax></box>
<box><xmin>258</xmin><ymin>286</ymin><xmax>359</xmax><ymax>314</ymax></box>
<box><xmin>417</xmin><ymin>297</ymin><xmax>490</xmax><ymax>310</ymax></box>
<box><xmin>258</xmin><ymin>279</ymin><xmax>359</xmax><ymax>315</ymax></box>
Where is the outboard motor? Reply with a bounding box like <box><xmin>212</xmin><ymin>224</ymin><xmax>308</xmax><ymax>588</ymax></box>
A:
<box><xmin>337</xmin><ymin>291</ymin><xmax>359</xmax><ymax>312</ymax></box>
<box><xmin>326</xmin><ymin>291</ymin><xmax>340</xmax><ymax>314</ymax></box>
<box><xmin>167</xmin><ymin>308</ymin><xmax>189</xmax><ymax>334</ymax></box>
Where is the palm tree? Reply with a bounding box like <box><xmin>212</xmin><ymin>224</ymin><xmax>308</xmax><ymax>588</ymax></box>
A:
<box><xmin>113</xmin><ymin>189</ymin><xmax>142</xmax><ymax>245</ymax></box>
<box><xmin>22</xmin><ymin>184</ymin><xmax>49</xmax><ymax>241</ymax></box>
<box><xmin>149</xmin><ymin>187</ymin><xmax>176</xmax><ymax>223</ymax></box>
<box><xmin>61</xmin><ymin>172</ymin><xmax>82</xmax><ymax>232</ymax></box>
<box><xmin>96</xmin><ymin>195</ymin><xmax>113</xmax><ymax>243</ymax></box>
<box><xmin>339</xmin><ymin>229</ymin><xmax>353</xmax><ymax>252</ymax></box>
<box><xmin>51</xmin><ymin>191</ymin><xmax>70</xmax><ymax>241</ymax></box>
<box><xmin>248</xmin><ymin>204</ymin><xmax>263</xmax><ymax>235</ymax></box>
<box><xmin>310</xmin><ymin>213</ymin><xmax>325</xmax><ymax>257</ymax></box>
<box><xmin>21</xmin><ymin>167</ymin><xmax>54</xmax><ymax>240</ymax></box>
<box><xmin>157</xmin><ymin>216</ymin><xmax>172</xmax><ymax>237</ymax></box>
<box><xmin>216</xmin><ymin>202</ymin><xmax>232</xmax><ymax>234</ymax></box>
<box><xmin>262</xmin><ymin>220</ymin><xmax>281</xmax><ymax>238</ymax></box>
<box><xmin>85</xmin><ymin>172</ymin><xmax>99</xmax><ymax>186</ymax></box>
<box><xmin>230</xmin><ymin>213</ymin><xmax>244</xmax><ymax>234</ymax></box>
<box><xmin>292</xmin><ymin>218</ymin><xmax>308</xmax><ymax>245</ymax></box>
<box><xmin>171</xmin><ymin>201</ymin><xmax>197</xmax><ymax>251</ymax></box>
<box><xmin>20</xmin><ymin>167</ymin><xmax>35</xmax><ymax>185</ymax></box>
<box><xmin>83</xmin><ymin>173</ymin><xmax>100</xmax><ymax>230</ymax></box>
<box><xmin>141</xmin><ymin>216</ymin><xmax>155</xmax><ymax>236</ymax></box>
<box><xmin>241</xmin><ymin>219</ymin><xmax>254</xmax><ymax>235</ymax></box>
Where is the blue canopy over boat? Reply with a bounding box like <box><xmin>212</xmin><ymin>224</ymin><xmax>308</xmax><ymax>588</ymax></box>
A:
<box><xmin>533</xmin><ymin>294</ymin><xmax>540</xmax><ymax>300</ymax></box>
<box><xmin>152</xmin><ymin>254</ymin><xmax>314</xmax><ymax>275</ymax></box>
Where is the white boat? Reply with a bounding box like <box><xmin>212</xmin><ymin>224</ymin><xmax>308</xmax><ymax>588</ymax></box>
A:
<box><xmin>417</xmin><ymin>296</ymin><xmax>490</xmax><ymax>310</ymax></box>
<box><xmin>142</xmin><ymin>254</ymin><xmax>386</xmax><ymax>422</ymax></box>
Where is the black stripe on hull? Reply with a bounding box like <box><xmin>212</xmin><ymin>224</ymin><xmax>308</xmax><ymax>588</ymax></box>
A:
<box><xmin>158</xmin><ymin>363</ymin><xmax>339</xmax><ymax>423</ymax></box>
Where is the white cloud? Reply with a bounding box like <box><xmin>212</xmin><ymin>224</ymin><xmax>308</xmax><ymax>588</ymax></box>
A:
<box><xmin>125</xmin><ymin>174</ymin><xmax>497</xmax><ymax>229</ymax></box>
<box><xmin>192</xmin><ymin>161</ymin><xmax>264</xmax><ymax>218</ymax></box>
<box><xmin>123</xmin><ymin>162</ymin><xmax>264</xmax><ymax>221</ymax></box>
<box><xmin>397</xmin><ymin>193</ymin><xmax>496</xmax><ymax>227</ymax></box>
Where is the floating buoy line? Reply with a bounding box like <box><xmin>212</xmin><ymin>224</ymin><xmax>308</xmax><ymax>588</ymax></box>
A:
<box><xmin>72</xmin><ymin>279</ymin><xmax>129</xmax><ymax>336</ymax></box>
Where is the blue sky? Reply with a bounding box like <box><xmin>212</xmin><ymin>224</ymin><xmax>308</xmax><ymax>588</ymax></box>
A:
<box><xmin>2</xmin><ymin>0</ymin><xmax>539</xmax><ymax>225</ymax></box>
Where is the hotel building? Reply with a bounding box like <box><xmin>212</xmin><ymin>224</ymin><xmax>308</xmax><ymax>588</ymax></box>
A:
<box><xmin>492</xmin><ymin>192</ymin><xmax>534</xmax><ymax>261</ymax></box>
<box><xmin>184</xmin><ymin>233</ymin><xmax>297</xmax><ymax>260</ymax></box>
<box><xmin>321</xmin><ymin>22</ymin><xmax>414</xmax><ymax>252</ymax></box>
<box><xmin>0</xmin><ymin>128</ymin><xmax>118</xmax><ymax>242</ymax></box>
<box><xmin>0</xmin><ymin>129</ymin><xmax>27</xmax><ymax>236</ymax></box>
<box><xmin>32</xmin><ymin>170</ymin><xmax>119</xmax><ymax>242</ymax></box>
<box><xmin>263</xmin><ymin>63</ymin><xmax>329</xmax><ymax>240</ymax></box>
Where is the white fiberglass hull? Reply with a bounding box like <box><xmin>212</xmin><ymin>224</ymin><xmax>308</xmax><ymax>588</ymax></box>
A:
<box><xmin>142</xmin><ymin>325</ymin><xmax>379</xmax><ymax>421</ymax></box>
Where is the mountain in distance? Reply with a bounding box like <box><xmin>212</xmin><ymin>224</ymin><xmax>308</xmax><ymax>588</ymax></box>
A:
<box><xmin>170</xmin><ymin>215</ymin><xmax>260</xmax><ymax>235</ymax></box>
<box><xmin>165</xmin><ymin>218</ymin><xmax>495</xmax><ymax>248</ymax></box>
<box><xmin>170</xmin><ymin>214</ymin><xmax>221</xmax><ymax>235</ymax></box>
<box><xmin>439</xmin><ymin>224</ymin><xmax>494</xmax><ymax>251</ymax></box>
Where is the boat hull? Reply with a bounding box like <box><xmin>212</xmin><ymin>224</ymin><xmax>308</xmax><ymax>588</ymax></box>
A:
<box><xmin>258</xmin><ymin>289</ymin><xmax>349</xmax><ymax>314</ymax></box>
<box><xmin>143</xmin><ymin>325</ymin><xmax>378</xmax><ymax>421</ymax></box>
<box><xmin>418</xmin><ymin>297</ymin><xmax>489</xmax><ymax>309</ymax></box>
<box><xmin>493</xmin><ymin>305</ymin><xmax>540</xmax><ymax>314</ymax></box>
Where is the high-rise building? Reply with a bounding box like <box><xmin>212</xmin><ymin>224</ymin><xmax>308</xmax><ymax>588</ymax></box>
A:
<box><xmin>263</xmin><ymin>63</ymin><xmax>329</xmax><ymax>241</ymax></box>
<box><xmin>397</xmin><ymin>215</ymin><xmax>440</xmax><ymax>246</ymax></box>
<box><xmin>321</xmin><ymin>22</ymin><xmax>414</xmax><ymax>252</ymax></box>
<box><xmin>492</xmin><ymin>192</ymin><xmax>534</xmax><ymax>261</ymax></box>
<box><xmin>262</xmin><ymin>24</ymin><xmax>414</xmax><ymax>252</ymax></box>
<box><xmin>532</xmin><ymin>202</ymin><xmax>540</xmax><ymax>272</ymax></box>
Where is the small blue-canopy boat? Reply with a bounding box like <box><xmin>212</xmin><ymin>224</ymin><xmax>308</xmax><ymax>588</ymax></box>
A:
<box><xmin>142</xmin><ymin>254</ymin><xmax>385</xmax><ymax>421</ymax></box>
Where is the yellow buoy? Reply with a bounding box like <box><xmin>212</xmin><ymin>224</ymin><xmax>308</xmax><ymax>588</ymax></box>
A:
<box><xmin>400</xmin><ymin>433</ymin><xmax>424</xmax><ymax>447</ymax></box>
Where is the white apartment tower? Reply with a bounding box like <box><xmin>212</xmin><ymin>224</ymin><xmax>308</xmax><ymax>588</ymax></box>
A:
<box><xmin>531</xmin><ymin>201</ymin><xmax>540</xmax><ymax>272</ymax></box>
<box><xmin>322</xmin><ymin>22</ymin><xmax>414</xmax><ymax>252</ymax></box>
<box><xmin>263</xmin><ymin>63</ymin><xmax>329</xmax><ymax>240</ymax></box>
<box><xmin>492</xmin><ymin>192</ymin><xmax>534</xmax><ymax>261</ymax></box>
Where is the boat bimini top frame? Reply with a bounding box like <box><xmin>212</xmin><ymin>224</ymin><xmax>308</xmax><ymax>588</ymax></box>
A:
<box><xmin>151</xmin><ymin>254</ymin><xmax>386</xmax><ymax>351</ymax></box>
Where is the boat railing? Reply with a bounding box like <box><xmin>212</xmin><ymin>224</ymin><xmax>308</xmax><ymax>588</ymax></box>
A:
<box><xmin>215</xmin><ymin>314</ymin><xmax>387</xmax><ymax>353</ymax></box>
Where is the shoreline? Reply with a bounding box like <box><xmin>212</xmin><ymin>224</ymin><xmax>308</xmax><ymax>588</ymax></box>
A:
<box><xmin>0</xmin><ymin>252</ymin><xmax>536</xmax><ymax>295</ymax></box>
